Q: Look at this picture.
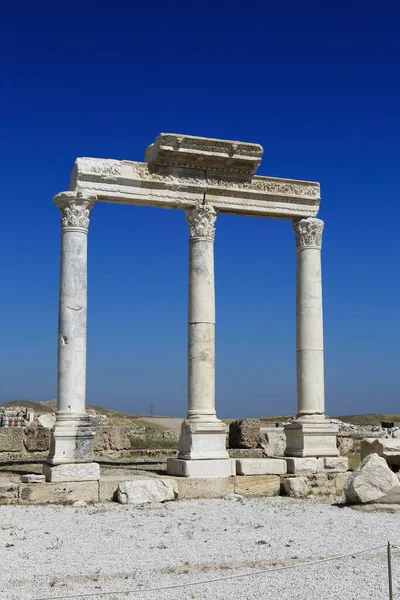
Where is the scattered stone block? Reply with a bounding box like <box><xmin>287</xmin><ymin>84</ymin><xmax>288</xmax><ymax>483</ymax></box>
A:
<box><xmin>236</xmin><ymin>458</ymin><xmax>287</xmax><ymax>476</ymax></box>
<box><xmin>19</xmin><ymin>481</ymin><xmax>99</xmax><ymax>505</ymax></box>
<box><xmin>37</xmin><ymin>414</ymin><xmax>56</xmax><ymax>429</ymax></box>
<box><xmin>234</xmin><ymin>475</ymin><xmax>280</xmax><ymax>497</ymax></box>
<box><xmin>43</xmin><ymin>462</ymin><xmax>100</xmax><ymax>482</ymax></box>
<box><xmin>283</xmin><ymin>476</ymin><xmax>310</xmax><ymax>498</ymax></box>
<box><xmin>73</xmin><ymin>500</ymin><xmax>87</xmax><ymax>507</ymax></box>
<box><xmin>0</xmin><ymin>428</ymin><xmax>24</xmax><ymax>452</ymax></box>
<box><xmin>176</xmin><ymin>477</ymin><xmax>235</xmax><ymax>499</ymax></box>
<box><xmin>344</xmin><ymin>453</ymin><xmax>399</xmax><ymax>504</ymax></box>
<box><xmin>285</xmin><ymin>457</ymin><xmax>323</xmax><ymax>474</ymax></box>
<box><xmin>0</xmin><ymin>482</ymin><xmax>19</xmax><ymax>504</ymax></box>
<box><xmin>108</xmin><ymin>427</ymin><xmax>131</xmax><ymax>451</ymax></box>
<box><xmin>167</xmin><ymin>458</ymin><xmax>235</xmax><ymax>478</ymax></box>
<box><xmin>24</xmin><ymin>426</ymin><xmax>51</xmax><ymax>452</ymax></box>
<box><xmin>117</xmin><ymin>478</ymin><xmax>178</xmax><ymax>504</ymax></box>
<box><xmin>229</xmin><ymin>419</ymin><xmax>261</xmax><ymax>449</ymax></box>
<box><xmin>20</xmin><ymin>474</ymin><xmax>46</xmax><ymax>483</ymax></box>
<box><xmin>260</xmin><ymin>430</ymin><xmax>286</xmax><ymax>457</ymax></box>
<box><xmin>361</xmin><ymin>438</ymin><xmax>400</xmax><ymax>467</ymax></box>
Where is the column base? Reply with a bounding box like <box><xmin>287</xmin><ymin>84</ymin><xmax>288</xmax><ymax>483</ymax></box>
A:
<box><xmin>46</xmin><ymin>412</ymin><xmax>95</xmax><ymax>465</ymax></box>
<box><xmin>43</xmin><ymin>462</ymin><xmax>100</xmax><ymax>483</ymax></box>
<box><xmin>167</xmin><ymin>458</ymin><xmax>235</xmax><ymax>478</ymax></box>
<box><xmin>178</xmin><ymin>419</ymin><xmax>229</xmax><ymax>460</ymax></box>
<box><xmin>284</xmin><ymin>417</ymin><xmax>339</xmax><ymax>457</ymax></box>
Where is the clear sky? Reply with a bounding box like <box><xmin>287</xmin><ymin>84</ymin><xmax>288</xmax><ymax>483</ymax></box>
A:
<box><xmin>1</xmin><ymin>1</ymin><xmax>399</xmax><ymax>418</ymax></box>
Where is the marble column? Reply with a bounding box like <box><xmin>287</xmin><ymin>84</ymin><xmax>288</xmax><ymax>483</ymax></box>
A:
<box><xmin>167</xmin><ymin>204</ymin><xmax>232</xmax><ymax>478</ymax></box>
<box><xmin>44</xmin><ymin>192</ymin><xmax>100</xmax><ymax>482</ymax></box>
<box><xmin>284</xmin><ymin>217</ymin><xmax>338</xmax><ymax>457</ymax></box>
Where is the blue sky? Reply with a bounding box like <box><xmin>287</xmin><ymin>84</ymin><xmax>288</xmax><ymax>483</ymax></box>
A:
<box><xmin>1</xmin><ymin>0</ymin><xmax>399</xmax><ymax>418</ymax></box>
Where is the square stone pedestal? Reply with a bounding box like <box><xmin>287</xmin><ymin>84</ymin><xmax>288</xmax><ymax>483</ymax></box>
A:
<box><xmin>46</xmin><ymin>413</ymin><xmax>95</xmax><ymax>465</ymax></box>
<box><xmin>167</xmin><ymin>458</ymin><xmax>235</xmax><ymax>478</ymax></box>
<box><xmin>284</xmin><ymin>419</ymin><xmax>339</xmax><ymax>457</ymax></box>
<box><xmin>43</xmin><ymin>462</ymin><xmax>100</xmax><ymax>483</ymax></box>
<box><xmin>177</xmin><ymin>420</ymin><xmax>229</xmax><ymax>460</ymax></box>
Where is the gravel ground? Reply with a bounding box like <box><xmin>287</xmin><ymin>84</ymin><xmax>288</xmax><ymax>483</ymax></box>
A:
<box><xmin>1</xmin><ymin>497</ymin><xmax>400</xmax><ymax>600</ymax></box>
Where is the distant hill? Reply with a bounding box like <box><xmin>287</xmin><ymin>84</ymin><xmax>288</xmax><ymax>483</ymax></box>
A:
<box><xmin>337</xmin><ymin>414</ymin><xmax>400</xmax><ymax>426</ymax></box>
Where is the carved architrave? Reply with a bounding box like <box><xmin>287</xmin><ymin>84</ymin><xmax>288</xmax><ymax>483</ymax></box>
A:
<box><xmin>186</xmin><ymin>205</ymin><xmax>217</xmax><ymax>240</ymax></box>
<box><xmin>55</xmin><ymin>194</ymin><xmax>96</xmax><ymax>232</ymax></box>
<box><xmin>293</xmin><ymin>217</ymin><xmax>324</xmax><ymax>248</ymax></box>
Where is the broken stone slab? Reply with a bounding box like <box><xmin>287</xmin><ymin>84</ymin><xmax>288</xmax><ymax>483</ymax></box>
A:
<box><xmin>20</xmin><ymin>474</ymin><xmax>46</xmax><ymax>483</ymax></box>
<box><xmin>285</xmin><ymin>457</ymin><xmax>324</xmax><ymax>474</ymax></box>
<box><xmin>37</xmin><ymin>414</ymin><xmax>56</xmax><ymax>429</ymax></box>
<box><xmin>236</xmin><ymin>458</ymin><xmax>287</xmax><ymax>476</ymax></box>
<box><xmin>117</xmin><ymin>478</ymin><xmax>178</xmax><ymax>505</ymax></box>
<box><xmin>229</xmin><ymin>419</ymin><xmax>261</xmax><ymax>449</ymax></box>
<box><xmin>361</xmin><ymin>438</ymin><xmax>400</xmax><ymax>467</ymax></box>
<box><xmin>43</xmin><ymin>462</ymin><xmax>100</xmax><ymax>483</ymax></box>
<box><xmin>344</xmin><ymin>453</ymin><xmax>399</xmax><ymax>504</ymax></box>
<box><xmin>283</xmin><ymin>476</ymin><xmax>310</xmax><ymax>498</ymax></box>
<box><xmin>19</xmin><ymin>481</ymin><xmax>99</xmax><ymax>505</ymax></box>
<box><xmin>260</xmin><ymin>429</ymin><xmax>286</xmax><ymax>457</ymax></box>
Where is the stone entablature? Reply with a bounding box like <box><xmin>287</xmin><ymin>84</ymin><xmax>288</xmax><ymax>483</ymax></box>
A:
<box><xmin>67</xmin><ymin>133</ymin><xmax>320</xmax><ymax>219</ymax></box>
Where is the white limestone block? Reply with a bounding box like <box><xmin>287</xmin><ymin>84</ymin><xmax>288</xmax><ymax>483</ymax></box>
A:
<box><xmin>236</xmin><ymin>458</ymin><xmax>287</xmax><ymax>476</ymax></box>
<box><xmin>117</xmin><ymin>478</ymin><xmax>178</xmax><ymax>505</ymax></box>
<box><xmin>37</xmin><ymin>414</ymin><xmax>56</xmax><ymax>429</ymax></box>
<box><xmin>178</xmin><ymin>420</ymin><xmax>229</xmax><ymax>460</ymax></box>
<box><xmin>43</xmin><ymin>462</ymin><xmax>100</xmax><ymax>482</ymax></box>
<box><xmin>167</xmin><ymin>458</ymin><xmax>235</xmax><ymax>478</ymax></box>
<box><xmin>283</xmin><ymin>476</ymin><xmax>310</xmax><ymax>498</ymax></box>
<box><xmin>344</xmin><ymin>454</ymin><xmax>399</xmax><ymax>504</ymax></box>
<box><xmin>323</xmin><ymin>457</ymin><xmax>349</xmax><ymax>472</ymax></box>
<box><xmin>20</xmin><ymin>474</ymin><xmax>46</xmax><ymax>483</ymax></box>
<box><xmin>285</xmin><ymin>457</ymin><xmax>324</xmax><ymax>474</ymax></box>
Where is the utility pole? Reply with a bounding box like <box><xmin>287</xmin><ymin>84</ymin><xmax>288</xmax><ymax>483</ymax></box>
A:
<box><xmin>150</xmin><ymin>402</ymin><xmax>154</xmax><ymax>418</ymax></box>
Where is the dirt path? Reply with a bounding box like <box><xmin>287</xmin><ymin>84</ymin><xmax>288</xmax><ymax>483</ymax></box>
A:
<box><xmin>136</xmin><ymin>416</ymin><xmax>184</xmax><ymax>432</ymax></box>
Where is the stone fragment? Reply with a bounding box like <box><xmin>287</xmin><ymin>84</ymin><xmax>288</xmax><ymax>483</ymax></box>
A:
<box><xmin>236</xmin><ymin>458</ymin><xmax>287</xmax><ymax>476</ymax></box>
<box><xmin>285</xmin><ymin>457</ymin><xmax>323</xmax><ymax>474</ymax></box>
<box><xmin>224</xmin><ymin>493</ymin><xmax>244</xmax><ymax>502</ymax></box>
<box><xmin>260</xmin><ymin>430</ymin><xmax>286</xmax><ymax>457</ymax></box>
<box><xmin>43</xmin><ymin>462</ymin><xmax>100</xmax><ymax>483</ymax></box>
<box><xmin>344</xmin><ymin>453</ymin><xmax>399</xmax><ymax>504</ymax></box>
<box><xmin>24</xmin><ymin>426</ymin><xmax>51</xmax><ymax>452</ymax></box>
<box><xmin>20</xmin><ymin>474</ymin><xmax>46</xmax><ymax>483</ymax></box>
<box><xmin>19</xmin><ymin>481</ymin><xmax>99</xmax><ymax>505</ymax></box>
<box><xmin>361</xmin><ymin>438</ymin><xmax>400</xmax><ymax>467</ymax></box>
<box><xmin>337</xmin><ymin>436</ymin><xmax>355</xmax><ymax>456</ymax></box>
<box><xmin>0</xmin><ymin>428</ymin><xmax>24</xmax><ymax>452</ymax></box>
<box><xmin>37</xmin><ymin>414</ymin><xmax>56</xmax><ymax>429</ymax></box>
<box><xmin>229</xmin><ymin>419</ymin><xmax>261</xmax><ymax>449</ymax></box>
<box><xmin>283</xmin><ymin>476</ymin><xmax>310</xmax><ymax>498</ymax></box>
<box><xmin>73</xmin><ymin>500</ymin><xmax>87</xmax><ymax>507</ymax></box>
<box><xmin>117</xmin><ymin>478</ymin><xmax>178</xmax><ymax>505</ymax></box>
<box><xmin>234</xmin><ymin>475</ymin><xmax>280</xmax><ymax>497</ymax></box>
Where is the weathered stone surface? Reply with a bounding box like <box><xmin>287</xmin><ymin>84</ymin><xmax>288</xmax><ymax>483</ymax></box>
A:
<box><xmin>37</xmin><ymin>414</ymin><xmax>56</xmax><ymax>429</ymax></box>
<box><xmin>344</xmin><ymin>454</ymin><xmax>399</xmax><ymax>504</ymax></box>
<box><xmin>19</xmin><ymin>481</ymin><xmax>99</xmax><ymax>505</ymax></box>
<box><xmin>167</xmin><ymin>458</ymin><xmax>235</xmax><ymax>478</ymax></box>
<box><xmin>93</xmin><ymin>427</ymin><xmax>109</xmax><ymax>452</ymax></box>
<box><xmin>337</xmin><ymin>436</ymin><xmax>356</xmax><ymax>456</ymax></box>
<box><xmin>117</xmin><ymin>478</ymin><xmax>178</xmax><ymax>505</ymax></box>
<box><xmin>236</xmin><ymin>458</ymin><xmax>287</xmax><ymax>476</ymax></box>
<box><xmin>229</xmin><ymin>419</ymin><xmax>261</xmax><ymax>449</ymax></box>
<box><xmin>73</xmin><ymin>500</ymin><xmax>87</xmax><ymax>507</ymax></box>
<box><xmin>234</xmin><ymin>475</ymin><xmax>280</xmax><ymax>497</ymax></box>
<box><xmin>43</xmin><ymin>462</ymin><xmax>100</xmax><ymax>483</ymax></box>
<box><xmin>176</xmin><ymin>477</ymin><xmax>235</xmax><ymax>499</ymax></box>
<box><xmin>323</xmin><ymin>457</ymin><xmax>348</xmax><ymax>472</ymax></box>
<box><xmin>283</xmin><ymin>476</ymin><xmax>310</xmax><ymax>498</ymax></box>
<box><xmin>20</xmin><ymin>474</ymin><xmax>46</xmax><ymax>483</ymax></box>
<box><xmin>24</xmin><ymin>426</ymin><xmax>51</xmax><ymax>452</ymax></box>
<box><xmin>260</xmin><ymin>429</ymin><xmax>286</xmax><ymax>457</ymax></box>
<box><xmin>0</xmin><ymin>428</ymin><xmax>24</xmax><ymax>452</ymax></box>
<box><xmin>108</xmin><ymin>427</ymin><xmax>131</xmax><ymax>451</ymax></box>
<box><xmin>229</xmin><ymin>448</ymin><xmax>264</xmax><ymax>458</ymax></box>
<box><xmin>361</xmin><ymin>438</ymin><xmax>400</xmax><ymax>467</ymax></box>
<box><xmin>285</xmin><ymin>457</ymin><xmax>323</xmax><ymax>474</ymax></box>
<box><xmin>0</xmin><ymin>482</ymin><xmax>19</xmax><ymax>504</ymax></box>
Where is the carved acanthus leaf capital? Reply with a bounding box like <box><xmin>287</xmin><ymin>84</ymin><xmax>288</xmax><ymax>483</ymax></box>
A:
<box><xmin>186</xmin><ymin>205</ymin><xmax>217</xmax><ymax>240</ymax></box>
<box><xmin>54</xmin><ymin>193</ymin><xmax>96</xmax><ymax>232</ymax></box>
<box><xmin>293</xmin><ymin>217</ymin><xmax>324</xmax><ymax>248</ymax></box>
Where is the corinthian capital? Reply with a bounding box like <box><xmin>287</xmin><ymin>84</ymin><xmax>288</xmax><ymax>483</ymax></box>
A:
<box><xmin>54</xmin><ymin>192</ymin><xmax>96</xmax><ymax>232</ymax></box>
<box><xmin>186</xmin><ymin>204</ymin><xmax>217</xmax><ymax>240</ymax></box>
<box><xmin>293</xmin><ymin>217</ymin><xmax>324</xmax><ymax>248</ymax></box>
